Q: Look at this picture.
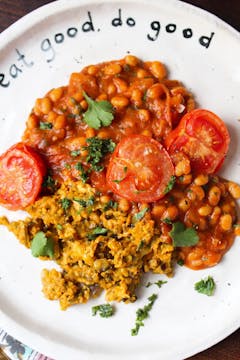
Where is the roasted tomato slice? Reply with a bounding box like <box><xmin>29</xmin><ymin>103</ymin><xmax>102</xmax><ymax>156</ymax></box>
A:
<box><xmin>165</xmin><ymin>109</ymin><xmax>230</xmax><ymax>174</ymax></box>
<box><xmin>106</xmin><ymin>134</ymin><xmax>174</xmax><ymax>202</ymax></box>
<box><xmin>0</xmin><ymin>142</ymin><xmax>46</xmax><ymax>210</ymax></box>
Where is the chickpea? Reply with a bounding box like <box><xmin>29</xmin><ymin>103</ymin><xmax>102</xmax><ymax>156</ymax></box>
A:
<box><xmin>80</xmin><ymin>100</ymin><xmax>88</xmax><ymax>110</ymax></box>
<box><xmin>54</xmin><ymin>115</ymin><xmax>66</xmax><ymax>130</ymax></box>
<box><xmin>118</xmin><ymin>198</ymin><xmax>130</xmax><ymax>212</ymax></box>
<box><xmin>97</xmin><ymin>130</ymin><xmax>111</xmax><ymax>139</ymax></box>
<box><xmin>175</xmin><ymin>159</ymin><xmax>191</xmax><ymax>176</ymax></box>
<box><xmin>151</xmin><ymin>205</ymin><xmax>166</xmax><ymax>218</ymax></box>
<box><xmin>149</xmin><ymin>61</ymin><xmax>167</xmax><ymax>79</ymax></box>
<box><xmin>113</xmin><ymin>77</ymin><xmax>128</xmax><ymax>92</ymax></box>
<box><xmin>138</xmin><ymin>109</ymin><xmax>150</xmax><ymax>122</ymax></box>
<box><xmin>136</xmin><ymin>68</ymin><xmax>149</xmax><ymax>79</ymax></box>
<box><xmin>107</xmin><ymin>84</ymin><xmax>116</xmax><ymax>96</ymax></box>
<box><xmin>162</xmin><ymin>205</ymin><xmax>179</xmax><ymax>221</ymax></box>
<box><xmin>208</xmin><ymin>186</ymin><xmax>221</xmax><ymax>206</ymax></box>
<box><xmin>27</xmin><ymin>114</ymin><xmax>39</xmax><ymax>129</ymax></box>
<box><xmin>178</xmin><ymin>198</ymin><xmax>191</xmax><ymax>212</ymax></box>
<box><xmin>228</xmin><ymin>181</ymin><xmax>240</xmax><ymax>199</ymax></box>
<box><xmin>191</xmin><ymin>185</ymin><xmax>205</xmax><ymax>201</ymax></box>
<box><xmin>124</xmin><ymin>55</ymin><xmax>139</xmax><ymax>66</ymax></box>
<box><xmin>111</xmin><ymin>96</ymin><xmax>129</xmax><ymax>108</ymax></box>
<box><xmin>194</xmin><ymin>174</ymin><xmax>209</xmax><ymax>186</ymax></box>
<box><xmin>100</xmin><ymin>195</ymin><xmax>111</xmax><ymax>204</ymax></box>
<box><xmin>178</xmin><ymin>174</ymin><xmax>192</xmax><ymax>185</ymax></box>
<box><xmin>198</xmin><ymin>205</ymin><xmax>212</xmax><ymax>217</ymax></box>
<box><xmin>49</xmin><ymin>87</ymin><xmax>63</xmax><ymax>102</ymax></box>
<box><xmin>209</xmin><ymin>206</ymin><xmax>221</xmax><ymax>226</ymax></box>
<box><xmin>87</xmin><ymin>65</ymin><xmax>99</xmax><ymax>75</ymax></box>
<box><xmin>85</xmin><ymin>127</ymin><xmax>95</xmax><ymax>138</ymax></box>
<box><xmin>131</xmin><ymin>88</ymin><xmax>143</xmax><ymax>107</ymax></box>
<box><xmin>147</xmin><ymin>83</ymin><xmax>165</xmax><ymax>99</ymax></box>
<box><xmin>72</xmin><ymin>92</ymin><xmax>84</xmax><ymax>102</ymax></box>
<box><xmin>104</xmin><ymin>63</ymin><xmax>122</xmax><ymax>75</ymax></box>
<box><xmin>219</xmin><ymin>214</ymin><xmax>232</xmax><ymax>231</ymax></box>
<box><xmin>97</xmin><ymin>94</ymin><xmax>108</xmax><ymax>101</ymax></box>
<box><xmin>40</xmin><ymin>97</ymin><xmax>52</xmax><ymax>114</ymax></box>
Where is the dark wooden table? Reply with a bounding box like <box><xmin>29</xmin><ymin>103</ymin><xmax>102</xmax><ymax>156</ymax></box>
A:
<box><xmin>0</xmin><ymin>0</ymin><xmax>240</xmax><ymax>359</ymax></box>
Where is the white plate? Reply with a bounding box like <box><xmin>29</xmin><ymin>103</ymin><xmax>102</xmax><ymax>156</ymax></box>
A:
<box><xmin>0</xmin><ymin>1</ymin><xmax>240</xmax><ymax>359</ymax></box>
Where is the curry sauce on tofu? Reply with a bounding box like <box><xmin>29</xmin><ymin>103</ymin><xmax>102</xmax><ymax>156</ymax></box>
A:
<box><xmin>0</xmin><ymin>55</ymin><xmax>239</xmax><ymax>310</ymax></box>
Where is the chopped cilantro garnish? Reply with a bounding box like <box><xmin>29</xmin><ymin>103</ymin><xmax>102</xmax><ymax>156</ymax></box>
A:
<box><xmin>87</xmin><ymin>227</ymin><xmax>108</xmax><ymax>240</ymax></box>
<box><xmin>60</xmin><ymin>198</ymin><xmax>71</xmax><ymax>210</ymax></box>
<box><xmin>39</xmin><ymin>121</ymin><xmax>53</xmax><ymax>130</ymax></box>
<box><xmin>170</xmin><ymin>221</ymin><xmax>199</xmax><ymax>247</ymax></box>
<box><xmin>162</xmin><ymin>218</ymin><xmax>172</xmax><ymax>225</ymax></box>
<box><xmin>131</xmin><ymin>293</ymin><xmax>158</xmax><ymax>336</ymax></box>
<box><xmin>103</xmin><ymin>200</ymin><xmax>118</xmax><ymax>211</ymax></box>
<box><xmin>146</xmin><ymin>280</ymin><xmax>167</xmax><ymax>288</ymax></box>
<box><xmin>75</xmin><ymin>162</ymin><xmax>89</xmax><ymax>183</ymax></box>
<box><xmin>177</xmin><ymin>259</ymin><xmax>184</xmax><ymax>266</ymax></box>
<box><xmin>83</xmin><ymin>137</ymin><xmax>116</xmax><ymax>172</ymax></box>
<box><xmin>70</xmin><ymin>149</ymin><xmax>81</xmax><ymax>157</ymax></box>
<box><xmin>164</xmin><ymin>175</ymin><xmax>176</xmax><ymax>194</ymax></box>
<box><xmin>133</xmin><ymin>208</ymin><xmax>149</xmax><ymax>222</ymax></box>
<box><xmin>137</xmin><ymin>240</ymin><xmax>145</xmax><ymax>251</ymax></box>
<box><xmin>31</xmin><ymin>231</ymin><xmax>54</xmax><ymax>258</ymax></box>
<box><xmin>82</xmin><ymin>91</ymin><xmax>114</xmax><ymax>129</ymax></box>
<box><xmin>194</xmin><ymin>276</ymin><xmax>216</xmax><ymax>296</ymax></box>
<box><xmin>73</xmin><ymin>196</ymin><xmax>95</xmax><ymax>208</ymax></box>
<box><xmin>92</xmin><ymin>303</ymin><xmax>114</xmax><ymax>318</ymax></box>
<box><xmin>42</xmin><ymin>174</ymin><xmax>58</xmax><ymax>192</ymax></box>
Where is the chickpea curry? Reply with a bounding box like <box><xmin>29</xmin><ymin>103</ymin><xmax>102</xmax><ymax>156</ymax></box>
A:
<box><xmin>0</xmin><ymin>55</ymin><xmax>239</xmax><ymax>310</ymax></box>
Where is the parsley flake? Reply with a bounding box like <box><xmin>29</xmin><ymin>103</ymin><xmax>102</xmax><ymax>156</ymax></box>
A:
<box><xmin>133</xmin><ymin>208</ymin><xmax>149</xmax><ymax>222</ymax></box>
<box><xmin>194</xmin><ymin>276</ymin><xmax>216</xmax><ymax>296</ymax></box>
<box><xmin>146</xmin><ymin>280</ymin><xmax>167</xmax><ymax>288</ymax></box>
<box><xmin>31</xmin><ymin>231</ymin><xmax>54</xmax><ymax>258</ymax></box>
<box><xmin>60</xmin><ymin>198</ymin><xmax>71</xmax><ymax>210</ymax></box>
<box><xmin>39</xmin><ymin>122</ymin><xmax>53</xmax><ymax>130</ymax></box>
<box><xmin>164</xmin><ymin>175</ymin><xmax>176</xmax><ymax>194</ymax></box>
<box><xmin>87</xmin><ymin>227</ymin><xmax>108</xmax><ymax>240</ymax></box>
<box><xmin>131</xmin><ymin>293</ymin><xmax>158</xmax><ymax>336</ymax></box>
<box><xmin>83</xmin><ymin>91</ymin><xmax>114</xmax><ymax>129</ymax></box>
<box><xmin>83</xmin><ymin>137</ymin><xmax>116</xmax><ymax>172</ymax></box>
<box><xmin>170</xmin><ymin>221</ymin><xmax>199</xmax><ymax>247</ymax></box>
<box><xmin>92</xmin><ymin>303</ymin><xmax>114</xmax><ymax>318</ymax></box>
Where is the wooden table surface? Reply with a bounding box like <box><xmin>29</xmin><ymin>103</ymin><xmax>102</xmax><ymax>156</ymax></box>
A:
<box><xmin>0</xmin><ymin>0</ymin><xmax>239</xmax><ymax>359</ymax></box>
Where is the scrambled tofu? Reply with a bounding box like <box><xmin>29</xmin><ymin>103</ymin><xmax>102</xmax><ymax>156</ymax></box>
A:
<box><xmin>0</xmin><ymin>180</ymin><xmax>174</xmax><ymax>310</ymax></box>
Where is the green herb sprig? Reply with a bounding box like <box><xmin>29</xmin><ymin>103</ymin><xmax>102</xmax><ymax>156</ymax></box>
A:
<box><xmin>83</xmin><ymin>92</ymin><xmax>114</xmax><ymax>129</ymax></box>
<box><xmin>31</xmin><ymin>231</ymin><xmax>54</xmax><ymax>258</ymax></box>
<box><xmin>92</xmin><ymin>303</ymin><xmax>114</xmax><ymax>318</ymax></box>
<box><xmin>131</xmin><ymin>294</ymin><xmax>158</xmax><ymax>336</ymax></box>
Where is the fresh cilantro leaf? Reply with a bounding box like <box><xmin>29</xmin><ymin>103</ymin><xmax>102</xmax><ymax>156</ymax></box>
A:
<box><xmin>83</xmin><ymin>91</ymin><xmax>114</xmax><ymax>129</ymax></box>
<box><xmin>31</xmin><ymin>231</ymin><xmax>54</xmax><ymax>258</ymax></box>
<box><xmin>39</xmin><ymin>122</ymin><xmax>53</xmax><ymax>130</ymax></box>
<box><xmin>170</xmin><ymin>221</ymin><xmax>199</xmax><ymax>247</ymax></box>
<box><xmin>164</xmin><ymin>175</ymin><xmax>176</xmax><ymax>194</ymax></box>
<box><xmin>83</xmin><ymin>137</ymin><xmax>116</xmax><ymax>172</ymax></box>
<box><xmin>87</xmin><ymin>227</ymin><xmax>108</xmax><ymax>240</ymax></box>
<box><xmin>194</xmin><ymin>276</ymin><xmax>216</xmax><ymax>296</ymax></box>
<box><xmin>60</xmin><ymin>198</ymin><xmax>71</xmax><ymax>210</ymax></box>
<box><xmin>74</xmin><ymin>196</ymin><xmax>95</xmax><ymax>208</ymax></box>
<box><xmin>131</xmin><ymin>294</ymin><xmax>158</xmax><ymax>336</ymax></box>
<box><xmin>133</xmin><ymin>208</ymin><xmax>149</xmax><ymax>222</ymax></box>
<box><xmin>92</xmin><ymin>303</ymin><xmax>114</xmax><ymax>318</ymax></box>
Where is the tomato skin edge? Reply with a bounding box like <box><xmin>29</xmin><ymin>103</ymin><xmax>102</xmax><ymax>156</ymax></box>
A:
<box><xmin>0</xmin><ymin>142</ymin><xmax>47</xmax><ymax>210</ymax></box>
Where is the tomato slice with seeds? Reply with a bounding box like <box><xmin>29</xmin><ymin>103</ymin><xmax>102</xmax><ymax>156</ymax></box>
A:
<box><xmin>165</xmin><ymin>109</ymin><xmax>230</xmax><ymax>174</ymax></box>
<box><xmin>106</xmin><ymin>135</ymin><xmax>174</xmax><ymax>202</ymax></box>
<box><xmin>0</xmin><ymin>143</ymin><xmax>46</xmax><ymax>210</ymax></box>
